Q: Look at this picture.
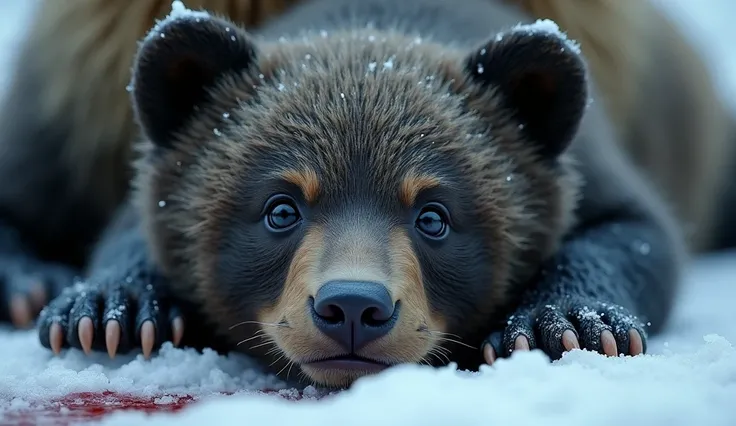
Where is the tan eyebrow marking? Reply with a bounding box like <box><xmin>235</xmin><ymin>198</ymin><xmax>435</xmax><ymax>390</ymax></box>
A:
<box><xmin>280</xmin><ymin>168</ymin><xmax>320</xmax><ymax>203</ymax></box>
<box><xmin>399</xmin><ymin>171</ymin><xmax>441</xmax><ymax>207</ymax></box>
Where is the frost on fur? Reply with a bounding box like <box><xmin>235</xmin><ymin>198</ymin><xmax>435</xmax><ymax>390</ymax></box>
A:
<box><xmin>507</xmin><ymin>19</ymin><xmax>582</xmax><ymax>55</ymax></box>
<box><xmin>129</xmin><ymin>1</ymin><xmax>214</xmax><ymax>96</ymax></box>
<box><xmin>143</xmin><ymin>1</ymin><xmax>212</xmax><ymax>44</ymax></box>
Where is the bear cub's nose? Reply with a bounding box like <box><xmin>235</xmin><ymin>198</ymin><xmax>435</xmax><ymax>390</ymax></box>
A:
<box><xmin>310</xmin><ymin>280</ymin><xmax>398</xmax><ymax>351</ymax></box>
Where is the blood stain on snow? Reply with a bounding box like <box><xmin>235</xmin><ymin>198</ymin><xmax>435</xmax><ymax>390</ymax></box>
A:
<box><xmin>0</xmin><ymin>389</ymin><xmax>313</xmax><ymax>425</ymax></box>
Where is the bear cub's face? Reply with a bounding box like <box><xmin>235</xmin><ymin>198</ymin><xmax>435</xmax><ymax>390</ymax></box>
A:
<box><xmin>131</xmin><ymin>12</ymin><xmax>587</xmax><ymax>388</ymax></box>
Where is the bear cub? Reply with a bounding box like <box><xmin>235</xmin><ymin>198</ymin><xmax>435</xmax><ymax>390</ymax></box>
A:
<box><xmin>38</xmin><ymin>0</ymin><xmax>684</xmax><ymax>389</ymax></box>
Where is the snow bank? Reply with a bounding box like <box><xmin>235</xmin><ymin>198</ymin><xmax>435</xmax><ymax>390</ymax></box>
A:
<box><xmin>97</xmin><ymin>336</ymin><xmax>736</xmax><ymax>426</ymax></box>
<box><xmin>0</xmin><ymin>331</ymin><xmax>289</xmax><ymax>404</ymax></box>
<box><xmin>0</xmin><ymin>330</ymin><xmax>734</xmax><ymax>425</ymax></box>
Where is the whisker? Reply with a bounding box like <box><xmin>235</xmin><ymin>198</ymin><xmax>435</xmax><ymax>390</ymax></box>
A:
<box><xmin>428</xmin><ymin>330</ymin><xmax>464</xmax><ymax>340</ymax></box>
<box><xmin>229</xmin><ymin>321</ymin><xmax>289</xmax><ymax>330</ymax></box>
<box><xmin>275</xmin><ymin>358</ymin><xmax>295</xmax><ymax>378</ymax></box>
<box><xmin>432</xmin><ymin>336</ymin><xmax>477</xmax><ymax>350</ymax></box>
<box><xmin>430</xmin><ymin>349</ymin><xmax>451</xmax><ymax>362</ymax></box>
<box><xmin>429</xmin><ymin>347</ymin><xmax>451</xmax><ymax>364</ymax></box>
<box><xmin>418</xmin><ymin>330</ymin><xmax>477</xmax><ymax>350</ymax></box>
<box><xmin>265</xmin><ymin>346</ymin><xmax>282</xmax><ymax>356</ymax></box>
<box><xmin>249</xmin><ymin>340</ymin><xmax>276</xmax><ymax>351</ymax></box>
<box><xmin>432</xmin><ymin>344</ymin><xmax>451</xmax><ymax>354</ymax></box>
<box><xmin>422</xmin><ymin>353</ymin><xmax>436</xmax><ymax>366</ymax></box>
<box><xmin>297</xmin><ymin>370</ymin><xmax>312</xmax><ymax>385</ymax></box>
<box><xmin>269</xmin><ymin>353</ymin><xmax>286</xmax><ymax>368</ymax></box>
<box><xmin>419</xmin><ymin>355</ymin><xmax>436</xmax><ymax>366</ymax></box>
<box><xmin>286</xmin><ymin>360</ymin><xmax>295</xmax><ymax>380</ymax></box>
<box><xmin>235</xmin><ymin>332</ymin><xmax>267</xmax><ymax>346</ymax></box>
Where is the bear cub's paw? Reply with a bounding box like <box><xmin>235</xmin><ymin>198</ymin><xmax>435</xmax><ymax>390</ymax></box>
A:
<box><xmin>37</xmin><ymin>266</ymin><xmax>184</xmax><ymax>359</ymax></box>
<box><xmin>482</xmin><ymin>296</ymin><xmax>648</xmax><ymax>364</ymax></box>
<box><xmin>0</xmin><ymin>254</ymin><xmax>78</xmax><ymax>329</ymax></box>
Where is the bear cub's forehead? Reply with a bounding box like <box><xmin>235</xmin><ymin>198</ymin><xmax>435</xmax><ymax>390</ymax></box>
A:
<box><xmin>220</xmin><ymin>33</ymin><xmax>488</xmax><ymax>193</ymax></box>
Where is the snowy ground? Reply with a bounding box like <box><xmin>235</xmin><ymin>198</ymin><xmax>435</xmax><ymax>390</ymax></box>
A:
<box><xmin>0</xmin><ymin>1</ymin><xmax>735</xmax><ymax>425</ymax></box>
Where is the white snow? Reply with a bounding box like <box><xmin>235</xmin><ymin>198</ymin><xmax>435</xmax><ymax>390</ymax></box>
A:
<box><xmin>0</xmin><ymin>1</ymin><xmax>735</xmax><ymax>425</ymax></box>
<box><xmin>143</xmin><ymin>0</ymin><xmax>211</xmax><ymax>43</ymax></box>
<box><xmin>510</xmin><ymin>19</ymin><xmax>582</xmax><ymax>54</ymax></box>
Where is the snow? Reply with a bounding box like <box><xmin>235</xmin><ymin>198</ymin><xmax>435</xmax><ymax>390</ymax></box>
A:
<box><xmin>0</xmin><ymin>0</ymin><xmax>735</xmax><ymax>425</ymax></box>
<box><xmin>509</xmin><ymin>19</ymin><xmax>582</xmax><ymax>54</ymax></box>
<box><xmin>143</xmin><ymin>0</ymin><xmax>211</xmax><ymax>43</ymax></box>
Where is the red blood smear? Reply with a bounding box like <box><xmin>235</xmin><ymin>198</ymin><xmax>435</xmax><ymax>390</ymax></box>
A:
<box><xmin>0</xmin><ymin>389</ymin><xmax>313</xmax><ymax>426</ymax></box>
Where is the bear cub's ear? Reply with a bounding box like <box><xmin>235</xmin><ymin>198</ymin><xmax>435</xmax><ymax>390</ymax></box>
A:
<box><xmin>130</xmin><ymin>12</ymin><xmax>258</xmax><ymax>149</ymax></box>
<box><xmin>465</xmin><ymin>20</ymin><xmax>589</xmax><ymax>160</ymax></box>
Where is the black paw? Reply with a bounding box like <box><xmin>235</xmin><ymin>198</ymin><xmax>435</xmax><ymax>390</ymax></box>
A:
<box><xmin>37</xmin><ymin>267</ymin><xmax>184</xmax><ymax>359</ymax></box>
<box><xmin>0</xmin><ymin>254</ymin><xmax>78</xmax><ymax>328</ymax></box>
<box><xmin>482</xmin><ymin>297</ymin><xmax>648</xmax><ymax>364</ymax></box>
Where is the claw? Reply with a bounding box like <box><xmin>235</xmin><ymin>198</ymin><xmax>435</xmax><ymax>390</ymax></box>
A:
<box><xmin>171</xmin><ymin>316</ymin><xmax>184</xmax><ymax>347</ymax></box>
<box><xmin>140</xmin><ymin>321</ymin><xmax>156</xmax><ymax>359</ymax></box>
<box><xmin>513</xmin><ymin>335</ymin><xmax>530</xmax><ymax>351</ymax></box>
<box><xmin>628</xmin><ymin>329</ymin><xmax>644</xmax><ymax>356</ymax></box>
<box><xmin>77</xmin><ymin>317</ymin><xmax>94</xmax><ymax>354</ymax></box>
<box><xmin>29</xmin><ymin>282</ymin><xmax>47</xmax><ymax>309</ymax></box>
<box><xmin>482</xmin><ymin>343</ymin><xmax>496</xmax><ymax>365</ymax></box>
<box><xmin>561</xmin><ymin>329</ymin><xmax>580</xmax><ymax>351</ymax></box>
<box><xmin>105</xmin><ymin>320</ymin><xmax>121</xmax><ymax>358</ymax></box>
<box><xmin>50</xmin><ymin>323</ymin><xmax>64</xmax><ymax>355</ymax></box>
<box><xmin>600</xmin><ymin>329</ymin><xmax>618</xmax><ymax>356</ymax></box>
<box><xmin>9</xmin><ymin>295</ymin><xmax>32</xmax><ymax>328</ymax></box>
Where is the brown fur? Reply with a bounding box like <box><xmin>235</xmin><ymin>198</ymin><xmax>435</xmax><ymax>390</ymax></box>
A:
<box><xmin>132</xmin><ymin>27</ymin><xmax>584</xmax><ymax>385</ymax></box>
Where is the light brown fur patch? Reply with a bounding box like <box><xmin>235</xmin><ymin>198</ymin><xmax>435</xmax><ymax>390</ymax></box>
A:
<box><xmin>399</xmin><ymin>171</ymin><xmax>441</xmax><ymax>207</ymax></box>
<box><xmin>361</xmin><ymin>228</ymin><xmax>446</xmax><ymax>364</ymax></box>
<box><xmin>251</xmin><ymin>224</ymin><xmax>443</xmax><ymax>387</ymax></box>
<box><xmin>257</xmin><ymin>226</ymin><xmax>334</xmax><ymax>363</ymax></box>
<box><xmin>280</xmin><ymin>168</ymin><xmax>320</xmax><ymax>204</ymax></box>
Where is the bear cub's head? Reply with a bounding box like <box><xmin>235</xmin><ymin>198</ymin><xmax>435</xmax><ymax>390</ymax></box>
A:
<box><xmin>130</xmin><ymin>11</ymin><xmax>587</xmax><ymax>388</ymax></box>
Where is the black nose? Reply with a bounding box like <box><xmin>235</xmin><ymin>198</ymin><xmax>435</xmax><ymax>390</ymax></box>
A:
<box><xmin>310</xmin><ymin>280</ymin><xmax>398</xmax><ymax>351</ymax></box>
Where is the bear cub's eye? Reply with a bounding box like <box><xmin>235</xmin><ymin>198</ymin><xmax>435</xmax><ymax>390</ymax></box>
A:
<box><xmin>415</xmin><ymin>203</ymin><xmax>450</xmax><ymax>240</ymax></box>
<box><xmin>264</xmin><ymin>195</ymin><xmax>302</xmax><ymax>232</ymax></box>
